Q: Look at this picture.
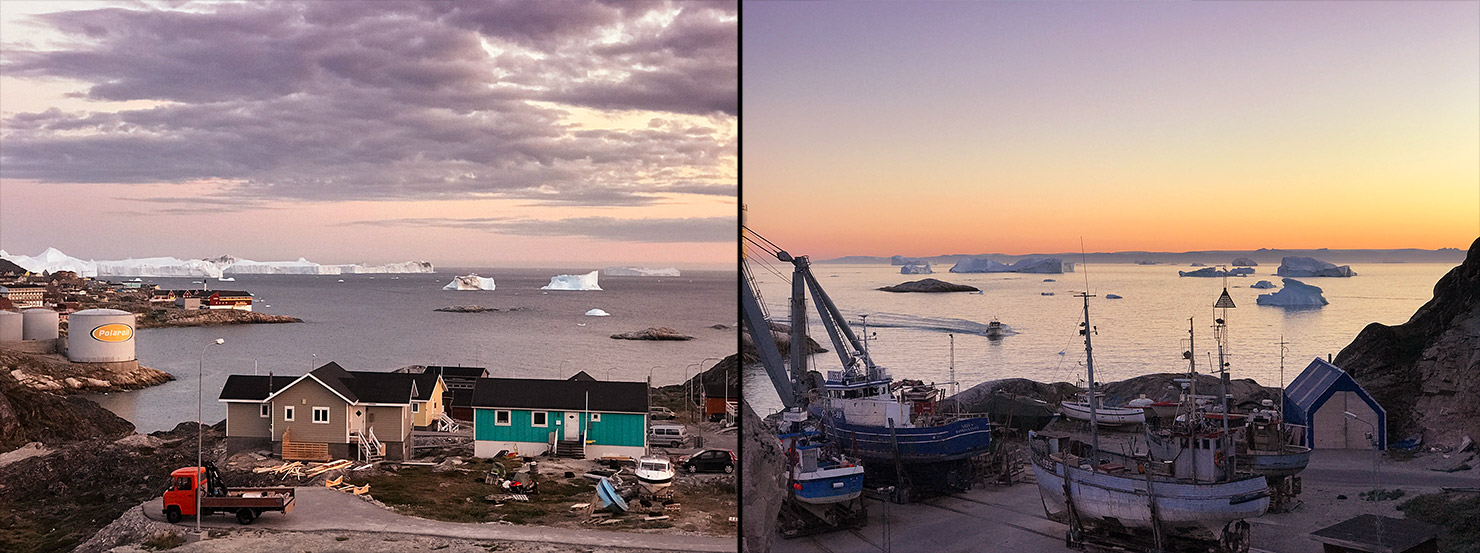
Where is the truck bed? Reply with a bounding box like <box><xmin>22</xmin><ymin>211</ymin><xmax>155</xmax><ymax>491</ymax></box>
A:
<box><xmin>200</xmin><ymin>487</ymin><xmax>295</xmax><ymax>510</ymax></box>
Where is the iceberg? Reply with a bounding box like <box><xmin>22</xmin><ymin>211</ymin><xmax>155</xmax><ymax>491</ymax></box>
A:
<box><xmin>1251</xmin><ymin>280</ymin><xmax>1277</xmax><ymax>289</ymax></box>
<box><xmin>900</xmin><ymin>264</ymin><xmax>933</xmax><ymax>275</ymax></box>
<box><xmin>1</xmin><ymin>247</ymin><xmax>97</xmax><ymax>276</ymax></box>
<box><xmin>216</xmin><ymin>257</ymin><xmax>341</xmax><ymax>275</ymax></box>
<box><xmin>1179</xmin><ymin>267</ymin><xmax>1232</xmax><ymax>277</ymax></box>
<box><xmin>585</xmin><ymin>308</ymin><xmax>611</xmax><ymax>317</ymax></box>
<box><xmin>950</xmin><ymin>256</ymin><xmax>1068</xmax><ymax>274</ymax></box>
<box><xmin>443</xmin><ymin>274</ymin><xmax>495</xmax><ymax>291</ymax></box>
<box><xmin>335</xmin><ymin>261</ymin><xmax>435</xmax><ymax>274</ymax></box>
<box><xmin>1256</xmin><ymin>278</ymin><xmax>1329</xmax><ymax>307</ymax></box>
<box><xmin>1276</xmin><ymin>256</ymin><xmax>1355</xmax><ymax>277</ymax></box>
<box><xmin>1229</xmin><ymin>267</ymin><xmax>1255</xmax><ymax>276</ymax></box>
<box><xmin>603</xmin><ymin>267</ymin><xmax>681</xmax><ymax>277</ymax></box>
<box><xmin>542</xmin><ymin>271</ymin><xmax>601</xmax><ymax>291</ymax></box>
<box><xmin>1232</xmin><ymin>257</ymin><xmax>1258</xmax><ymax>267</ymax></box>
<box><xmin>891</xmin><ymin>255</ymin><xmax>929</xmax><ymax>266</ymax></box>
<box><xmin>95</xmin><ymin>257</ymin><xmax>225</xmax><ymax>278</ymax></box>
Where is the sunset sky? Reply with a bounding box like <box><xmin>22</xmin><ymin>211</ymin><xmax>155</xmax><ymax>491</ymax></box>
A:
<box><xmin>743</xmin><ymin>2</ymin><xmax>1479</xmax><ymax>259</ymax></box>
<box><xmin>1</xmin><ymin>1</ymin><xmax>736</xmax><ymax>268</ymax></box>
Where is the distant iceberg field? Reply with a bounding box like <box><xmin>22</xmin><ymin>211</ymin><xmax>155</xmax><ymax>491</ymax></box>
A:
<box><xmin>0</xmin><ymin>248</ymin><xmax>434</xmax><ymax>277</ymax></box>
<box><xmin>603</xmin><ymin>267</ymin><xmax>680</xmax><ymax>277</ymax></box>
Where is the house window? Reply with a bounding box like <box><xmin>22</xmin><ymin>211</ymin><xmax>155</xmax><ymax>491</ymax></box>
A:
<box><xmin>284</xmin><ymin>406</ymin><xmax>295</xmax><ymax>421</ymax></box>
<box><xmin>312</xmin><ymin>407</ymin><xmax>330</xmax><ymax>424</ymax></box>
<box><xmin>260</xmin><ymin>404</ymin><xmax>270</xmax><ymax>418</ymax></box>
<box><xmin>412</xmin><ymin>403</ymin><xmax>420</xmax><ymax>413</ymax></box>
<box><xmin>590</xmin><ymin>413</ymin><xmax>602</xmax><ymax>422</ymax></box>
<box><xmin>495</xmin><ymin>410</ymin><xmax>511</xmax><ymax>426</ymax></box>
<box><xmin>532</xmin><ymin>412</ymin><xmax>548</xmax><ymax>427</ymax></box>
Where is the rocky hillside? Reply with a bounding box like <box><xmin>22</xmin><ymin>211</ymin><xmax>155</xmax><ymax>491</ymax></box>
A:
<box><xmin>0</xmin><ymin>371</ymin><xmax>135</xmax><ymax>450</ymax></box>
<box><xmin>2</xmin><ymin>349</ymin><xmax>172</xmax><ymax>394</ymax></box>
<box><xmin>1335</xmin><ymin>237</ymin><xmax>1480</xmax><ymax>446</ymax></box>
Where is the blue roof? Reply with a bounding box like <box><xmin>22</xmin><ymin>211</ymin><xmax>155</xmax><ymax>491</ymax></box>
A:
<box><xmin>1283</xmin><ymin>357</ymin><xmax>1387</xmax><ymax>449</ymax></box>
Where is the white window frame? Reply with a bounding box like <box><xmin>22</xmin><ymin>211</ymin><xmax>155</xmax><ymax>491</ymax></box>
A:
<box><xmin>260</xmin><ymin>404</ymin><xmax>270</xmax><ymax>418</ymax></box>
<box><xmin>590</xmin><ymin>413</ymin><xmax>602</xmax><ymax>422</ymax></box>
<box><xmin>532</xmin><ymin>411</ymin><xmax>548</xmax><ymax>427</ymax></box>
<box><xmin>412</xmin><ymin>403</ymin><xmax>420</xmax><ymax>413</ymax></box>
<box><xmin>312</xmin><ymin>407</ymin><xmax>330</xmax><ymax>424</ymax></box>
<box><xmin>494</xmin><ymin>410</ymin><xmax>511</xmax><ymax>426</ymax></box>
<box><xmin>284</xmin><ymin>406</ymin><xmax>295</xmax><ymax>422</ymax></box>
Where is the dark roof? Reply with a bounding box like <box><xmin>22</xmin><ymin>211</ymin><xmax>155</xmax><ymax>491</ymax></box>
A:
<box><xmin>410</xmin><ymin>372</ymin><xmax>442</xmax><ymax>401</ymax></box>
<box><xmin>568</xmin><ymin>371</ymin><xmax>597</xmax><ymax>381</ymax></box>
<box><xmin>427</xmin><ymin>366</ymin><xmax>487</xmax><ymax>379</ymax></box>
<box><xmin>255</xmin><ymin>363</ymin><xmax>416</xmax><ymax>405</ymax></box>
<box><xmin>471</xmin><ymin>377</ymin><xmax>648</xmax><ymax>413</ymax></box>
<box><xmin>308</xmin><ymin>362</ymin><xmax>360</xmax><ymax>402</ymax></box>
<box><xmin>219</xmin><ymin>375</ymin><xmax>294</xmax><ymax>401</ymax></box>
<box><xmin>1310</xmin><ymin>514</ymin><xmax>1437</xmax><ymax>551</ymax></box>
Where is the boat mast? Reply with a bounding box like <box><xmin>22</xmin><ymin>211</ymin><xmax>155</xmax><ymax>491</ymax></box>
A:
<box><xmin>1214</xmin><ymin>286</ymin><xmax>1236</xmax><ymax>481</ymax></box>
<box><xmin>1077</xmin><ymin>291</ymin><xmax>1100</xmax><ymax>466</ymax></box>
<box><xmin>1278</xmin><ymin>335</ymin><xmax>1289</xmax><ymax>422</ymax></box>
<box><xmin>949</xmin><ymin>333</ymin><xmax>956</xmax><ymax>400</ymax></box>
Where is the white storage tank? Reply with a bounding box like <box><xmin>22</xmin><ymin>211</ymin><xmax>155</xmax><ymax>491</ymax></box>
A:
<box><xmin>0</xmin><ymin>311</ymin><xmax>21</xmax><ymax>342</ymax></box>
<box><xmin>67</xmin><ymin>308</ymin><xmax>137</xmax><ymax>362</ymax></box>
<box><xmin>21</xmin><ymin>308</ymin><xmax>60</xmax><ymax>341</ymax></box>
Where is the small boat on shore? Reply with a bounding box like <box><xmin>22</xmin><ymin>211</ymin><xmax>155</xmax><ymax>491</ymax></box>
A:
<box><xmin>1060</xmin><ymin>395</ymin><xmax>1146</xmax><ymax>426</ymax></box>
<box><xmin>634</xmin><ymin>456</ymin><xmax>675</xmax><ymax>489</ymax></box>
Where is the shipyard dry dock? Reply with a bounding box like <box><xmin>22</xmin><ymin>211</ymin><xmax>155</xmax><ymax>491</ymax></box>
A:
<box><xmin>774</xmin><ymin>449</ymin><xmax>1476</xmax><ymax>553</ymax></box>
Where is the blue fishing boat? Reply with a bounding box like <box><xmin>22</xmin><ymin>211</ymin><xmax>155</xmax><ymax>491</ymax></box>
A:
<box><xmin>780</xmin><ymin>427</ymin><xmax>865</xmax><ymax>505</ymax></box>
<box><xmin>815</xmin><ymin>373</ymin><xmax>993</xmax><ymax>463</ymax></box>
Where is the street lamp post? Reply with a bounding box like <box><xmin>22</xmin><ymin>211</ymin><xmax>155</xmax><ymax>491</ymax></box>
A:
<box><xmin>1344</xmin><ymin>411</ymin><xmax>1380</xmax><ymax>481</ymax></box>
<box><xmin>198</xmin><ymin>337</ymin><xmax>224</xmax><ymax>535</ymax></box>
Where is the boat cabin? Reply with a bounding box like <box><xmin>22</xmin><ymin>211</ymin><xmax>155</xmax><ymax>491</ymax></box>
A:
<box><xmin>821</xmin><ymin>370</ymin><xmax>910</xmax><ymax>428</ymax></box>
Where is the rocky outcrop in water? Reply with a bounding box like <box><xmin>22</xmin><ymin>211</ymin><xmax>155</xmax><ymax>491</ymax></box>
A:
<box><xmin>138</xmin><ymin>309</ymin><xmax>301</xmax><ymax>328</ymax></box>
<box><xmin>878</xmin><ymin>278</ymin><xmax>979</xmax><ymax>293</ymax></box>
<box><xmin>610</xmin><ymin>327</ymin><xmax>695</xmax><ymax>341</ymax></box>
<box><xmin>741</xmin><ymin>321</ymin><xmax>827</xmax><ymax>358</ymax></box>
<box><xmin>1</xmin><ymin>350</ymin><xmax>172</xmax><ymax>394</ymax></box>
<box><xmin>1334</xmin><ymin>237</ymin><xmax>1480</xmax><ymax>446</ymax></box>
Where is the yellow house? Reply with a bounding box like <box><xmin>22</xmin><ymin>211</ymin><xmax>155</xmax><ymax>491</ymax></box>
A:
<box><xmin>410</xmin><ymin>371</ymin><xmax>449</xmax><ymax>430</ymax></box>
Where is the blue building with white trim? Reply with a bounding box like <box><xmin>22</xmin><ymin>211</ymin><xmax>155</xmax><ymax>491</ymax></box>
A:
<box><xmin>1284</xmin><ymin>358</ymin><xmax>1387</xmax><ymax>450</ymax></box>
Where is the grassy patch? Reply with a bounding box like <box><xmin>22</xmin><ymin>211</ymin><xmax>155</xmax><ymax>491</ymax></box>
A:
<box><xmin>1360</xmin><ymin>488</ymin><xmax>1406</xmax><ymax>501</ymax></box>
<box><xmin>363</xmin><ymin>459</ymin><xmax>595</xmax><ymax>525</ymax></box>
<box><xmin>1399</xmin><ymin>491</ymin><xmax>1480</xmax><ymax>553</ymax></box>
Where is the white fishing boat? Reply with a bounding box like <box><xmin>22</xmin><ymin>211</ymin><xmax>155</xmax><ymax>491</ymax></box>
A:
<box><xmin>1030</xmin><ymin>291</ymin><xmax>1266</xmax><ymax>552</ymax></box>
<box><xmin>1060</xmin><ymin>397</ymin><xmax>1146</xmax><ymax>426</ymax></box>
<box><xmin>634</xmin><ymin>456</ymin><xmax>674</xmax><ymax>489</ymax></box>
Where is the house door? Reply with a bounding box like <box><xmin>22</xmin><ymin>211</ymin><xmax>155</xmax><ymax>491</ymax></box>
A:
<box><xmin>564</xmin><ymin>413</ymin><xmax>580</xmax><ymax>440</ymax></box>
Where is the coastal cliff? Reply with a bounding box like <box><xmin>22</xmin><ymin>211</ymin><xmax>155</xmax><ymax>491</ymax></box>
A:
<box><xmin>1334</xmin><ymin>237</ymin><xmax>1480</xmax><ymax>445</ymax></box>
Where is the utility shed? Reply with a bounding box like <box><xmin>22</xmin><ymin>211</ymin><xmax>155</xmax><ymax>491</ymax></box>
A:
<box><xmin>1284</xmin><ymin>358</ymin><xmax>1387</xmax><ymax>450</ymax></box>
<box><xmin>1310</xmin><ymin>514</ymin><xmax>1438</xmax><ymax>553</ymax></box>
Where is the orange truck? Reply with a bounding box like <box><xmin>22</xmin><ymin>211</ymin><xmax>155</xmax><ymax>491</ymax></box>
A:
<box><xmin>161</xmin><ymin>464</ymin><xmax>295</xmax><ymax>525</ymax></box>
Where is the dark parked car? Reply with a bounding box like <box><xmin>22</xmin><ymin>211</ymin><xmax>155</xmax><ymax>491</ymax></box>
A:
<box><xmin>678</xmin><ymin>449</ymin><xmax>735</xmax><ymax>474</ymax></box>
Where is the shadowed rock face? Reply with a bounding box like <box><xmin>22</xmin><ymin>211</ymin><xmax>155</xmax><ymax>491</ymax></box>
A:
<box><xmin>1335</xmin><ymin>237</ymin><xmax>1480</xmax><ymax>445</ymax></box>
<box><xmin>741</xmin><ymin>402</ymin><xmax>783</xmax><ymax>553</ymax></box>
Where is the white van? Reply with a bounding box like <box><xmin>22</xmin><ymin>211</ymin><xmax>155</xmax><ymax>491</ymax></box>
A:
<box><xmin>648</xmin><ymin>424</ymin><xmax>687</xmax><ymax>448</ymax></box>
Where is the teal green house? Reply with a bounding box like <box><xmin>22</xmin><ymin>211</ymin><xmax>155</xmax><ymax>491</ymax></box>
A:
<box><xmin>471</xmin><ymin>372</ymin><xmax>649</xmax><ymax>459</ymax></box>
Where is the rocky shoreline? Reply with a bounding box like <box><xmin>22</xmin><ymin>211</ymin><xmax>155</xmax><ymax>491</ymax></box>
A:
<box><xmin>136</xmin><ymin>309</ymin><xmax>302</xmax><ymax>328</ymax></box>
<box><xmin>610</xmin><ymin>327</ymin><xmax>695</xmax><ymax>341</ymax></box>
<box><xmin>1</xmin><ymin>349</ymin><xmax>173</xmax><ymax>394</ymax></box>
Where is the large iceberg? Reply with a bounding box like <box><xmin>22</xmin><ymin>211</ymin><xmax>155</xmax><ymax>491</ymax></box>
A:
<box><xmin>891</xmin><ymin>255</ymin><xmax>928</xmax><ymax>266</ymax></box>
<box><xmin>1276</xmin><ymin>256</ymin><xmax>1355</xmax><ymax>277</ymax></box>
<box><xmin>443</xmin><ymin>274</ymin><xmax>495</xmax><ymax>291</ymax></box>
<box><xmin>1251</xmin><ymin>280</ymin><xmax>1277</xmax><ymax>289</ymax></box>
<box><xmin>336</xmin><ymin>261</ymin><xmax>435</xmax><ymax>274</ymax></box>
<box><xmin>96</xmin><ymin>257</ymin><xmax>225</xmax><ymax>278</ymax></box>
<box><xmin>1231</xmin><ymin>257</ymin><xmax>1258</xmax><ymax>267</ymax></box>
<box><xmin>604</xmin><ymin>267</ymin><xmax>681</xmax><ymax>277</ymax></box>
<box><xmin>901</xmin><ymin>264</ymin><xmax>933</xmax><ymax>275</ymax></box>
<box><xmin>1256</xmin><ymin>278</ymin><xmax>1328</xmax><ymax>307</ymax></box>
<box><xmin>951</xmin><ymin>256</ymin><xmax>1069</xmax><ymax>274</ymax></box>
<box><xmin>213</xmin><ymin>256</ymin><xmax>341</xmax><ymax>275</ymax></box>
<box><xmin>1</xmin><ymin>248</ymin><xmax>96</xmax><ymax>276</ymax></box>
<box><xmin>542</xmin><ymin>271</ymin><xmax>601</xmax><ymax>291</ymax></box>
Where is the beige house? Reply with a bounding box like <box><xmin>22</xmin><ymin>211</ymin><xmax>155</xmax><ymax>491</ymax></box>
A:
<box><xmin>219</xmin><ymin>362</ymin><xmax>420</xmax><ymax>461</ymax></box>
<box><xmin>409</xmin><ymin>371</ymin><xmax>451</xmax><ymax>430</ymax></box>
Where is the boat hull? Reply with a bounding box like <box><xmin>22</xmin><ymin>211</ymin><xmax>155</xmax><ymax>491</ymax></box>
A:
<box><xmin>1238</xmin><ymin>447</ymin><xmax>1311</xmax><ymax>477</ymax></box>
<box><xmin>1031</xmin><ymin>456</ymin><xmax>1268</xmax><ymax>539</ymax></box>
<box><xmin>1060</xmin><ymin>402</ymin><xmax>1146</xmax><ymax>426</ymax></box>
<box><xmin>823</xmin><ymin>416</ymin><xmax>993</xmax><ymax>463</ymax></box>
<box><xmin>793</xmin><ymin>465</ymin><xmax>865</xmax><ymax>505</ymax></box>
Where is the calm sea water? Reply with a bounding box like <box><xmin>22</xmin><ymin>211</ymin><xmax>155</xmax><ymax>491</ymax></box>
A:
<box><xmin>90</xmin><ymin>269</ymin><xmax>737</xmax><ymax>432</ymax></box>
<box><xmin>744</xmin><ymin>262</ymin><xmax>1455</xmax><ymax>415</ymax></box>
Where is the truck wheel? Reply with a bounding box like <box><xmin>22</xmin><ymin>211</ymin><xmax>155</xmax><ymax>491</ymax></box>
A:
<box><xmin>165</xmin><ymin>506</ymin><xmax>181</xmax><ymax>523</ymax></box>
<box><xmin>236</xmin><ymin>508</ymin><xmax>256</xmax><ymax>525</ymax></box>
